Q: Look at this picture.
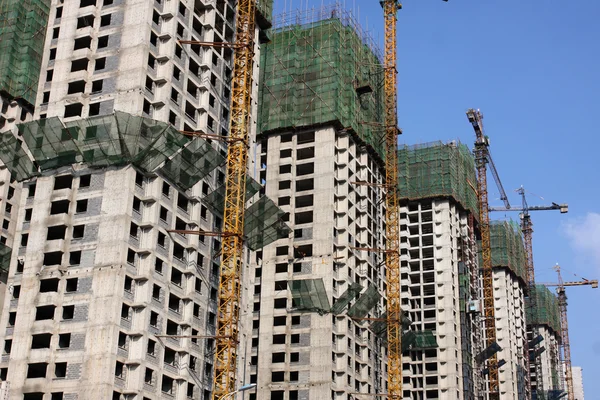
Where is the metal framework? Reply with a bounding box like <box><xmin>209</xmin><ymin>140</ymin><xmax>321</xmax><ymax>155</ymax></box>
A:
<box><xmin>544</xmin><ymin>265</ymin><xmax>598</xmax><ymax>400</ymax></box>
<box><xmin>466</xmin><ymin>108</ymin><xmax>499</xmax><ymax>399</ymax></box>
<box><xmin>490</xmin><ymin>187</ymin><xmax>568</xmax><ymax>399</ymax></box>
<box><xmin>381</xmin><ymin>1</ymin><xmax>402</xmax><ymax>398</ymax></box>
<box><xmin>212</xmin><ymin>0</ymin><xmax>257</xmax><ymax>398</ymax></box>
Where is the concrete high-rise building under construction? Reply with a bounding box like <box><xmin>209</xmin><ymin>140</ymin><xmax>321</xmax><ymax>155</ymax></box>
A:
<box><xmin>0</xmin><ymin>0</ymin><xmax>278</xmax><ymax>399</ymax></box>
<box><xmin>240</xmin><ymin>6</ymin><xmax>389</xmax><ymax>400</ymax></box>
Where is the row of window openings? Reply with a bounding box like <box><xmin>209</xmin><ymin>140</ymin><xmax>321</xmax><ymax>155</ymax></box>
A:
<box><xmin>23</xmin><ymin>199</ymin><xmax>89</xmax><ymax>225</ymax></box>
<box><xmin>4</xmin><ymin>332</ymin><xmax>71</xmax><ymax>354</ymax></box>
<box><xmin>127</xmin><ymin>226</ymin><xmax>219</xmax><ymax>264</ymax></box>
<box><xmin>55</xmin><ymin>0</ymin><xmax>115</xmax><ymax>19</ymax></box>
<box><xmin>25</xmin><ymin>362</ymin><xmax>70</xmax><ymax>379</ymax></box>
<box><xmin>44</xmin><ymin>79</ymin><xmax>104</xmax><ymax>105</ymax></box>
<box><xmin>147</xmin><ymin>46</ymin><xmax>232</xmax><ymax>94</ymax></box>
<box><xmin>11</xmin><ymin>278</ymin><xmax>80</xmax><ymax>300</ymax></box>
<box><xmin>135</xmin><ymin>172</ymin><xmax>222</xmax><ymax>203</ymax></box>
<box><xmin>254</xmin><ymin>263</ymin><xmax>304</xmax><ymax>277</ymax></box>
<box><xmin>252</xmin><ymin>315</ymin><xmax>301</xmax><ymax>329</ymax></box>
<box><xmin>131</xmin><ymin>360</ymin><xmax>196</xmax><ymax>398</ymax></box>
<box><xmin>26</xmin><ymin>174</ymin><xmax>90</xmax><ymax>198</ymax></box>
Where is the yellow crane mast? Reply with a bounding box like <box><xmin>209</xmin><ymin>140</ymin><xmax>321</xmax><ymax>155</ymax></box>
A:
<box><xmin>539</xmin><ymin>265</ymin><xmax>598</xmax><ymax>400</ymax></box>
<box><xmin>212</xmin><ymin>0</ymin><xmax>257</xmax><ymax>398</ymax></box>
<box><xmin>381</xmin><ymin>2</ymin><xmax>402</xmax><ymax>398</ymax></box>
<box><xmin>466</xmin><ymin>109</ymin><xmax>500</xmax><ymax>400</ymax></box>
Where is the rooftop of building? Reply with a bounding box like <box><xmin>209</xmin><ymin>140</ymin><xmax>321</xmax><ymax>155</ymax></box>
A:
<box><xmin>488</xmin><ymin>220</ymin><xmax>528</xmax><ymax>286</ymax></box>
<box><xmin>258</xmin><ymin>4</ymin><xmax>386</xmax><ymax>161</ymax></box>
<box><xmin>397</xmin><ymin>140</ymin><xmax>479</xmax><ymax>218</ymax></box>
<box><xmin>527</xmin><ymin>284</ymin><xmax>562</xmax><ymax>336</ymax></box>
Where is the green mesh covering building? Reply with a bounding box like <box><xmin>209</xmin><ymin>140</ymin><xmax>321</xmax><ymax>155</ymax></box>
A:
<box><xmin>488</xmin><ymin>220</ymin><xmax>528</xmax><ymax>284</ymax></box>
<box><xmin>527</xmin><ymin>285</ymin><xmax>561</xmax><ymax>336</ymax></box>
<box><xmin>258</xmin><ymin>11</ymin><xmax>385</xmax><ymax>159</ymax></box>
<box><xmin>0</xmin><ymin>112</ymin><xmax>291</xmax><ymax>250</ymax></box>
<box><xmin>0</xmin><ymin>0</ymin><xmax>50</xmax><ymax>105</ymax></box>
<box><xmin>397</xmin><ymin>141</ymin><xmax>479</xmax><ymax>216</ymax></box>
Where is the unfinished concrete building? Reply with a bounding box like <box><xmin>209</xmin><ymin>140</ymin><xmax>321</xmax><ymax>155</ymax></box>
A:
<box><xmin>397</xmin><ymin>141</ymin><xmax>484</xmax><ymax>400</ymax></box>
<box><xmin>0</xmin><ymin>0</ymin><xmax>51</xmax><ymax>312</ymax></box>
<box><xmin>572</xmin><ymin>366</ymin><xmax>584</xmax><ymax>400</ymax></box>
<box><xmin>0</xmin><ymin>0</ymin><xmax>277</xmax><ymax>399</ymax></box>
<box><xmin>241</xmin><ymin>6</ymin><xmax>389</xmax><ymax>399</ymax></box>
<box><xmin>487</xmin><ymin>221</ymin><xmax>529</xmax><ymax>399</ymax></box>
<box><xmin>527</xmin><ymin>285</ymin><xmax>562</xmax><ymax>399</ymax></box>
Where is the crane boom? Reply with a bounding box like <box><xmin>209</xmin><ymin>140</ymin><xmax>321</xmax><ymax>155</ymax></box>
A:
<box><xmin>381</xmin><ymin>1</ymin><xmax>402</xmax><ymax>398</ymax></box>
<box><xmin>486</xmin><ymin>148</ymin><xmax>510</xmax><ymax>209</ymax></box>
<box><xmin>466</xmin><ymin>108</ymin><xmax>500</xmax><ymax>399</ymax></box>
<box><xmin>542</xmin><ymin>265</ymin><xmax>598</xmax><ymax>400</ymax></box>
<box><xmin>212</xmin><ymin>0</ymin><xmax>257</xmax><ymax>398</ymax></box>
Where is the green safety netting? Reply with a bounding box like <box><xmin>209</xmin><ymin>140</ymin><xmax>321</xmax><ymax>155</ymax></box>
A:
<box><xmin>330</xmin><ymin>282</ymin><xmax>362</xmax><ymax>315</ymax></box>
<box><xmin>484</xmin><ymin>220</ymin><xmax>528</xmax><ymax>284</ymax></box>
<box><xmin>0</xmin><ymin>0</ymin><xmax>49</xmax><ymax>105</ymax></box>
<box><xmin>19</xmin><ymin>117</ymin><xmax>82</xmax><ymax>170</ymax></box>
<box><xmin>244</xmin><ymin>195</ymin><xmax>291</xmax><ymax>250</ymax></box>
<box><xmin>0</xmin><ymin>242</ymin><xmax>11</xmax><ymax>272</ymax></box>
<box><xmin>203</xmin><ymin>177</ymin><xmax>262</xmax><ymax>216</ymax></box>
<box><xmin>290</xmin><ymin>278</ymin><xmax>330</xmax><ymax>313</ymax></box>
<box><xmin>347</xmin><ymin>285</ymin><xmax>381</xmax><ymax>319</ymax></box>
<box><xmin>413</xmin><ymin>330</ymin><xmax>438</xmax><ymax>349</ymax></box>
<box><xmin>398</xmin><ymin>141</ymin><xmax>478</xmax><ymax>218</ymax></box>
<box><xmin>158</xmin><ymin>137</ymin><xmax>224</xmax><ymax>190</ymax></box>
<box><xmin>7</xmin><ymin>112</ymin><xmax>201</xmax><ymax>184</ymax></box>
<box><xmin>527</xmin><ymin>285</ymin><xmax>561</xmax><ymax>336</ymax></box>
<box><xmin>370</xmin><ymin>311</ymin><xmax>412</xmax><ymax>341</ymax></box>
<box><xmin>0</xmin><ymin>132</ymin><xmax>39</xmax><ymax>181</ymax></box>
<box><xmin>402</xmin><ymin>330</ymin><xmax>438</xmax><ymax>352</ymax></box>
<box><xmin>259</xmin><ymin>13</ymin><xmax>385</xmax><ymax>159</ymax></box>
<box><xmin>16</xmin><ymin>112</ymin><xmax>191</xmax><ymax>173</ymax></box>
<box><xmin>476</xmin><ymin>342</ymin><xmax>501</xmax><ymax>363</ymax></box>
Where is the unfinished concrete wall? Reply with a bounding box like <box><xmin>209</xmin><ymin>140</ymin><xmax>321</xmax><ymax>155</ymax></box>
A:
<box><xmin>241</xmin><ymin>126</ymin><xmax>387</xmax><ymax>400</ymax></box>
<box><xmin>0</xmin><ymin>165</ymin><xmax>228</xmax><ymax>399</ymax></box>
<box><xmin>491</xmin><ymin>268</ymin><xmax>528</xmax><ymax>399</ymax></box>
<box><xmin>0</xmin><ymin>0</ymin><xmax>272</xmax><ymax>397</ymax></box>
<box><xmin>400</xmin><ymin>199</ymin><xmax>483</xmax><ymax>400</ymax></box>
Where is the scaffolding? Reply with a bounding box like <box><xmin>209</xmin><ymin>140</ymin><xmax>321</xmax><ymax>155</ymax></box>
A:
<box><xmin>488</xmin><ymin>220</ymin><xmax>528</xmax><ymax>284</ymax></box>
<box><xmin>256</xmin><ymin>0</ymin><xmax>273</xmax><ymax>29</ymax></box>
<box><xmin>527</xmin><ymin>285</ymin><xmax>561</xmax><ymax>336</ymax></box>
<box><xmin>0</xmin><ymin>0</ymin><xmax>49</xmax><ymax>106</ymax></box>
<box><xmin>0</xmin><ymin>112</ymin><xmax>291</xmax><ymax>249</ymax></box>
<box><xmin>258</xmin><ymin>3</ymin><xmax>385</xmax><ymax>159</ymax></box>
<box><xmin>397</xmin><ymin>141</ymin><xmax>479</xmax><ymax>218</ymax></box>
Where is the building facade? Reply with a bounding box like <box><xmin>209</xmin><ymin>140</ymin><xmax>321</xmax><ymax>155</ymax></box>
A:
<box><xmin>397</xmin><ymin>141</ymin><xmax>484</xmax><ymax>400</ymax></box>
<box><xmin>243</xmin><ymin>6</ymin><xmax>389</xmax><ymax>400</ymax></box>
<box><xmin>572</xmin><ymin>366</ymin><xmax>584</xmax><ymax>400</ymax></box>
<box><xmin>527</xmin><ymin>284</ymin><xmax>562</xmax><ymax>399</ymax></box>
<box><xmin>0</xmin><ymin>0</ymin><xmax>274</xmax><ymax>399</ymax></box>
<box><xmin>488</xmin><ymin>221</ymin><xmax>529</xmax><ymax>399</ymax></box>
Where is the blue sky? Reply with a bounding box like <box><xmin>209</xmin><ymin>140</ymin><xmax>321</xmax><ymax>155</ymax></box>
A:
<box><xmin>274</xmin><ymin>0</ymin><xmax>600</xmax><ymax>394</ymax></box>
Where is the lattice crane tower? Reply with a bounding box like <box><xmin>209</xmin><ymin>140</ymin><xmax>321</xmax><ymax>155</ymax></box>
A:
<box><xmin>213</xmin><ymin>0</ymin><xmax>257</xmax><ymax>399</ymax></box>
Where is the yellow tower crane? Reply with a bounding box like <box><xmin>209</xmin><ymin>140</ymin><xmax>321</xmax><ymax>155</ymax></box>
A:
<box><xmin>538</xmin><ymin>265</ymin><xmax>598</xmax><ymax>400</ymax></box>
<box><xmin>380</xmin><ymin>2</ymin><xmax>447</xmax><ymax>398</ymax></box>
<box><xmin>211</xmin><ymin>0</ymin><xmax>256</xmax><ymax>399</ymax></box>
<box><xmin>466</xmin><ymin>108</ymin><xmax>506</xmax><ymax>400</ymax></box>
<box><xmin>381</xmin><ymin>1</ymin><xmax>402</xmax><ymax>398</ymax></box>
